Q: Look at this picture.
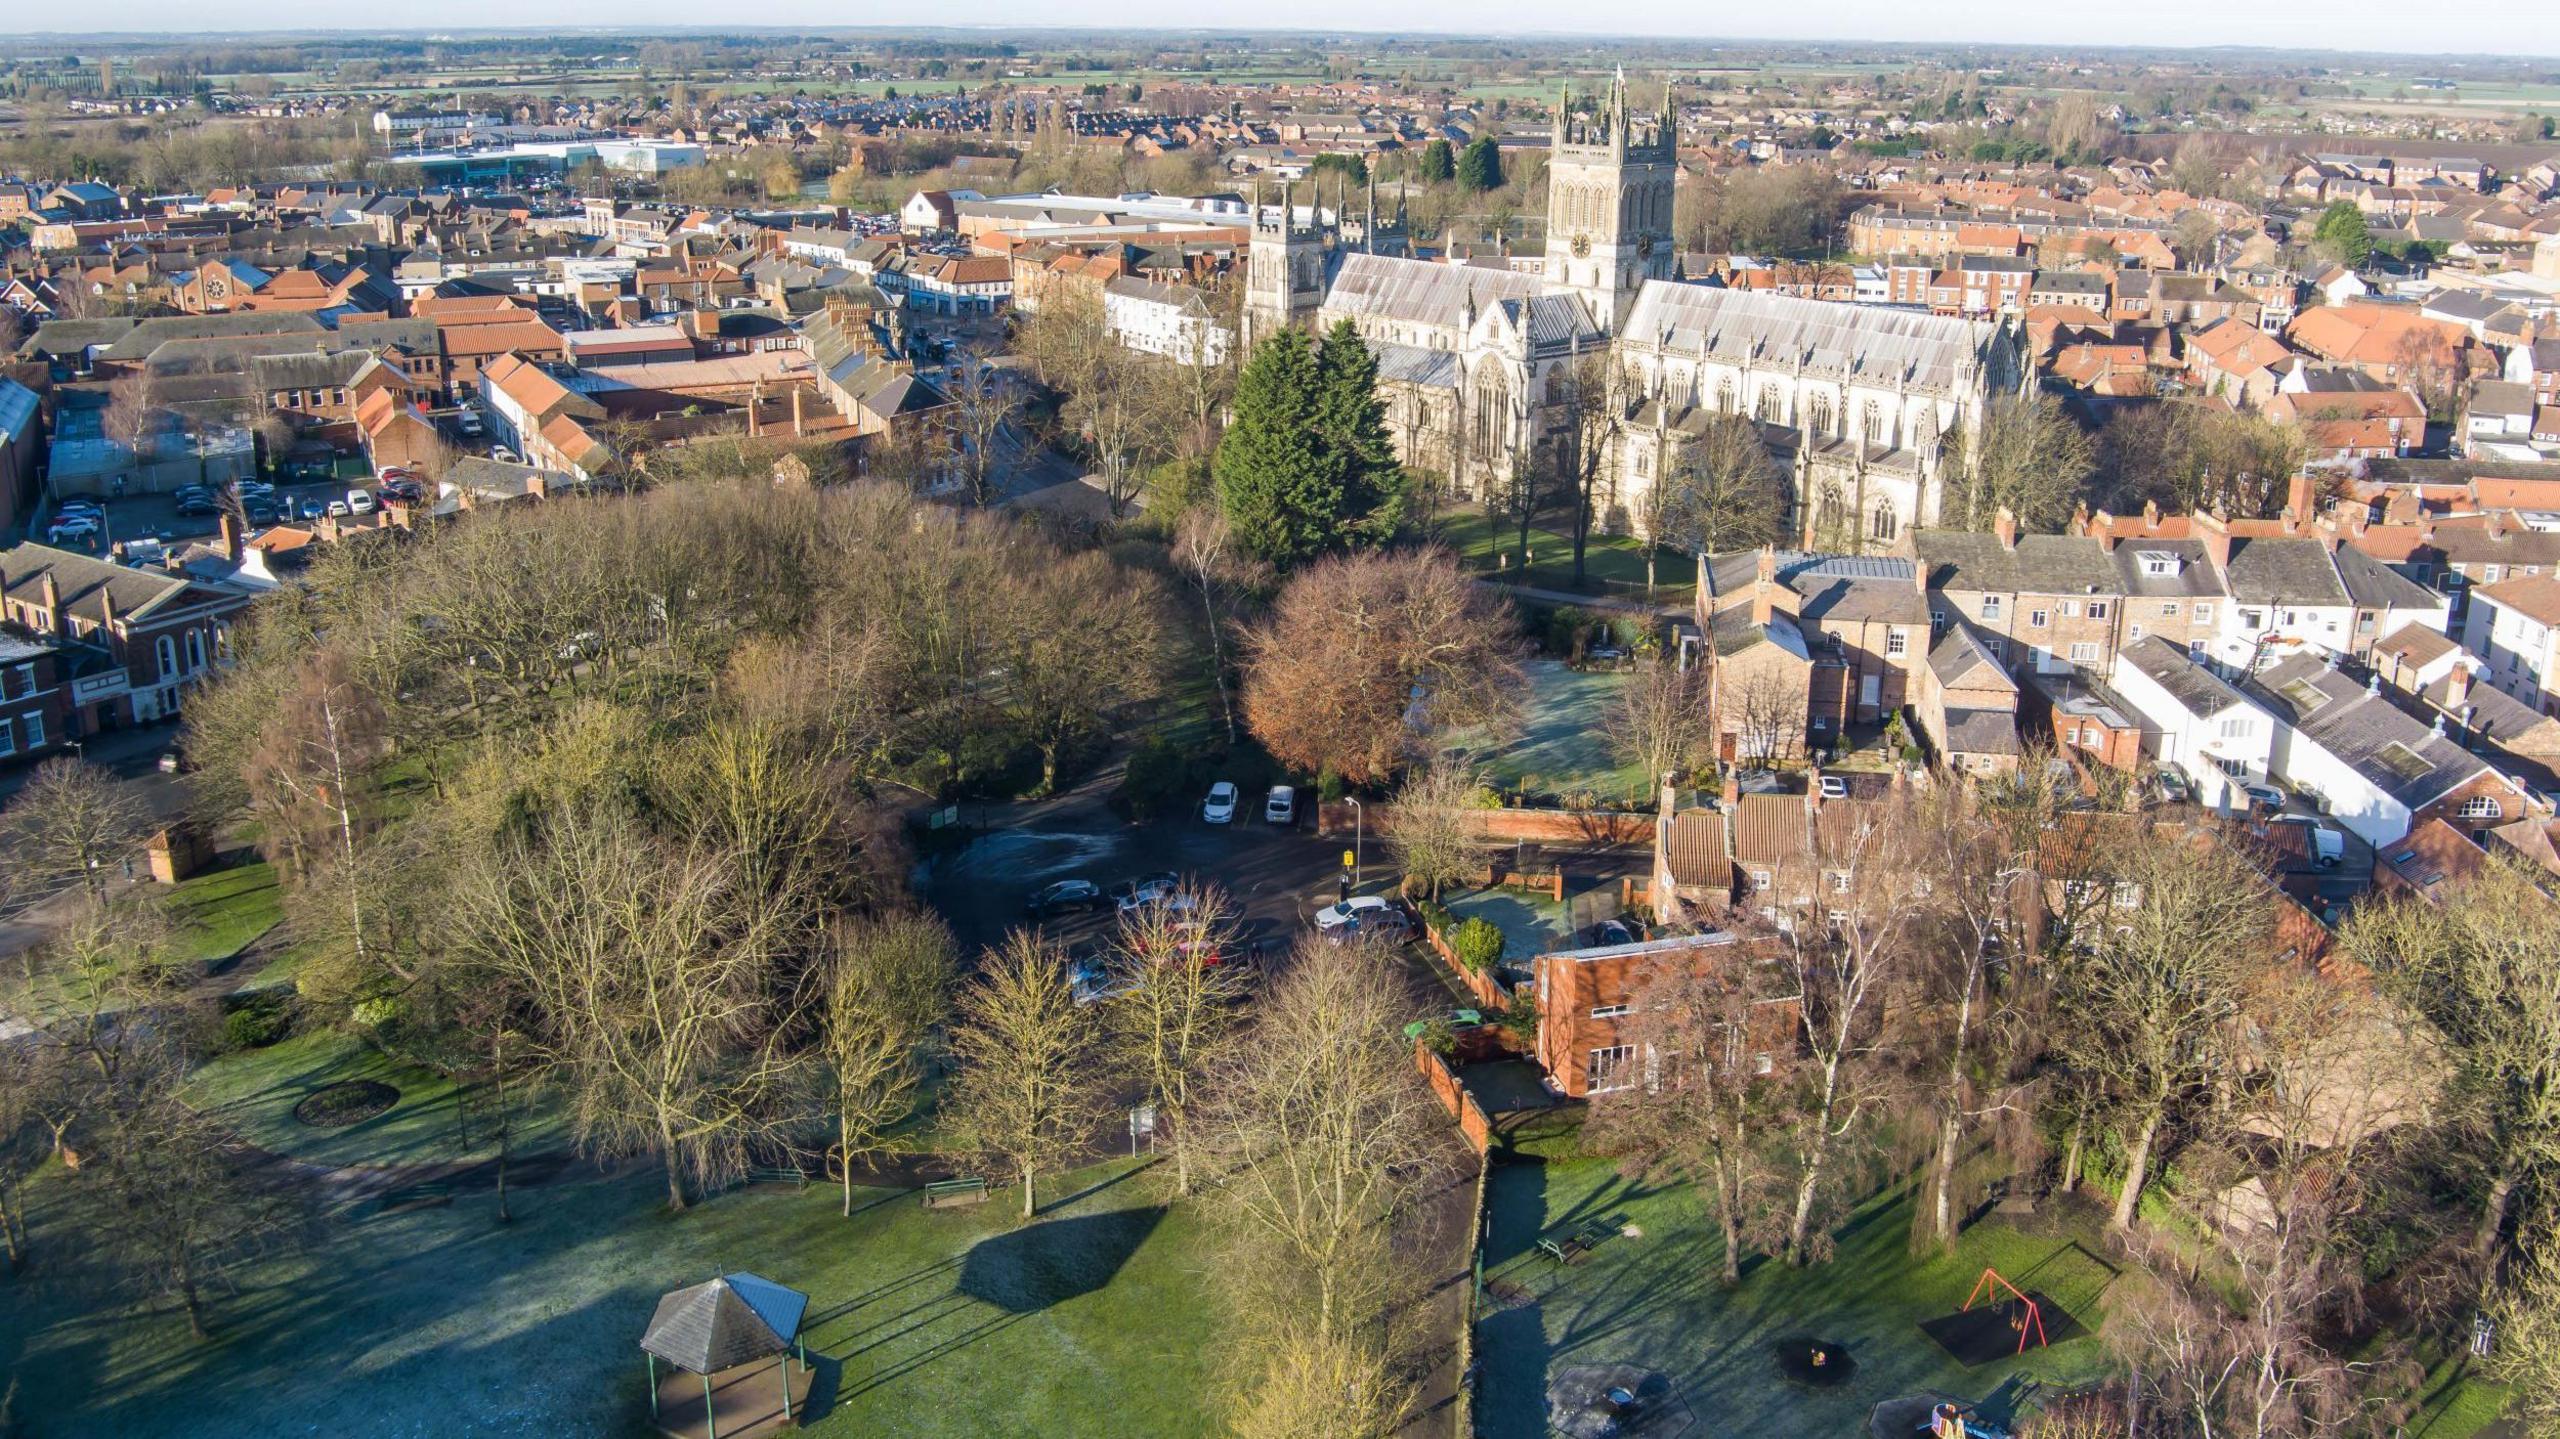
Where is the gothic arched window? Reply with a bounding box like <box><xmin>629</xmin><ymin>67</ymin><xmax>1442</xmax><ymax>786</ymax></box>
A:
<box><xmin>1816</xmin><ymin>483</ymin><xmax>1846</xmax><ymax>540</ymax></box>
<box><xmin>1870</xmin><ymin>500</ymin><xmax>1899</xmax><ymax>544</ymax></box>
<box><xmin>1862</xmin><ymin>400</ymin><xmax>1886</xmax><ymax>447</ymax></box>
<box><xmin>1807</xmin><ymin>393</ymin><xmax>1833</xmax><ymax>437</ymax></box>
<box><xmin>1717</xmin><ymin>375</ymin><xmax>1737</xmax><ymax>414</ymax></box>
<box><xmin>1756</xmin><ymin>386</ymin><xmax>1782</xmax><ymax>423</ymax></box>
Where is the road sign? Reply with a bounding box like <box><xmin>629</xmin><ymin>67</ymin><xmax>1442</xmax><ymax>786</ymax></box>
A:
<box><xmin>1342</xmin><ymin>849</ymin><xmax>1355</xmax><ymax>869</ymax></box>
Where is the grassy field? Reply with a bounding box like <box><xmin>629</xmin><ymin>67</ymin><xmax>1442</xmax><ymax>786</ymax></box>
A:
<box><xmin>1</xmin><ymin>1154</ymin><xmax>1225</xmax><ymax>1439</ymax></box>
<box><xmin>1476</xmin><ymin>1160</ymin><xmax>2122</xmax><ymax>1438</ymax></box>
<box><xmin>163</xmin><ymin>859</ymin><xmax>284</xmax><ymax>968</ymax></box>
<box><xmin>1451</xmin><ymin>518</ymin><xmax>1696</xmax><ymax>605</ymax></box>
<box><xmin>181</xmin><ymin>1027</ymin><xmax>572</xmax><ymax>1170</ymax></box>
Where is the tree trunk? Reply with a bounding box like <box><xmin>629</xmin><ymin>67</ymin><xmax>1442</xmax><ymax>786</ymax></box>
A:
<box><xmin>2060</xmin><ymin>1114</ymin><xmax>2085</xmax><ymax>1195</ymax></box>
<box><xmin>1786</xmin><ymin>1145</ymin><xmax>1829</xmax><ymax>1266</ymax></box>
<box><xmin>2476</xmin><ymin>1167</ymin><xmax>2517</xmax><ymax>1262</ymax></box>
<box><xmin>180</xmin><ymin>1264</ymin><xmax>207</xmax><ymax>1339</ymax></box>
<box><xmin>0</xmin><ymin>1183</ymin><xmax>23</xmax><ymax>1272</ymax></box>
<box><xmin>1928</xmin><ymin>1109</ymin><xmax>1963</xmax><ymax>1251</ymax></box>
<box><xmin>1021</xmin><ymin>1169</ymin><xmax>1035</xmax><ymax>1221</ymax></box>
<box><xmin>841</xmin><ymin>1114</ymin><xmax>856</xmax><ymax>1218</ymax></box>
<box><xmin>661</xmin><ymin>1133</ymin><xmax>689</xmax><ymax>1213</ymax></box>
<box><xmin>1712</xmin><ymin>1160</ymin><xmax>1743</xmax><ymax>1287</ymax></box>
<box><xmin>1197</xmin><ymin>584</ymin><xmax>1237</xmax><ymax>746</ymax></box>
<box><xmin>2112</xmin><ymin>1107</ymin><xmax>2162</xmax><ymax>1232</ymax></box>
<box><xmin>1039</xmin><ymin>742</ymin><xmax>1060</xmax><ymax>797</ymax></box>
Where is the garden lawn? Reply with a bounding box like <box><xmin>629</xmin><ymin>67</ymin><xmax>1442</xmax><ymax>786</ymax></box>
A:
<box><xmin>0</xmin><ymin>1156</ymin><xmax>1221</xmax><ymax>1439</ymax></box>
<box><xmin>1453</xmin><ymin>519</ymin><xmax>1695</xmax><ymax>603</ymax></box>
<box><xmin>1475</xmin><ymin>1159</ymin><xmax>2121</xmax><ymax>1438</ymax></box>
<box><xmin>1461</xmin><ymin>660</ymin><xmax>1649</xmax><ymax>806</ymax></box>
<box><xmin>163</xmin><ymin>859</ymin><xmax>283</xmax><ymax>967</ymax></box>
<box><xmin>181</xmin><ymin>1027</ymin><xmax>571</xmax><ymax>1170</ymax></box>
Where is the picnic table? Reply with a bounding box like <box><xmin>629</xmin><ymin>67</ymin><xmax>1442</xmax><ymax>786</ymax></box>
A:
<box><xmin>1537</xmin><ymin>1219</ymin><xmax>1614</xmax><ymax>1265</ymax></box>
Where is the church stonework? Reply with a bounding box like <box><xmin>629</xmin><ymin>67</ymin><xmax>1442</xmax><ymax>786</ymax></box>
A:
<box><xmin>1245</xmin><ymin>71</ymin><xmax>2028</xmax><ymax>552</ymax></box>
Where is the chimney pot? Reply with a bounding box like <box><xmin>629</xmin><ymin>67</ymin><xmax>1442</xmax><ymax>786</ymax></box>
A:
<box><xmin>1993</xmin><ymin>506</ymin><xmax>2019</xmax><ymax>550</ymax></box>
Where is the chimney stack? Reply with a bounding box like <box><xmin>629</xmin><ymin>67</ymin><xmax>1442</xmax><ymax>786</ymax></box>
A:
<box><xmin>39</xmin><ymin>572</ymin><xmax>62</xmax><ymax>635</ymax></box>
<box><xmin>1721</xmin><ymin>770</ymin><xmax>1741</xmax><ymax>811</ymax></box>
<box><xmin>1805</xmin><ymin>761</ymin><xmax>1826</xmax><ymax>813</ymax></box>
<box><xmin>218</xmin><ymin>509</ymin><xmax>243</xmax><ymax>564</ymax></box>
<box><xmin>1752</xmin><ymin>543</ymin><xmax>1777</xmax><ymax>627</ymax></box>
<box><xmin>1993</xmin><ymin>506</ymin><xmax>2019</xmax><ymax>551</ymax></box>
<box><xmin>2285</xmin><ymin>469</ymin><xmax>2318</xmax><ymax>528</ymax></box>
<box><xmin>1658</xmin><ymin>770</ymin><xmax>1679</xmax><ymax>819</ymax></box>
<box><xmin>2446</xmin><ymin>662</ymin><xmax>2473</xmax><ymax>711</ymax></box>
<box><xmin>2141</xmin><ymin>498</ymin><xmax>2160</xmax><ymax>528</ymax></box>
<box><xmin>2196</xmin><ymin>508</ymin><xmax>2235</xmax><ymax>571</ymax></box>
<box><xmin>791</xmin><ymin>387</ymin><xmax>806</xmax><ymax>439</ymax></box>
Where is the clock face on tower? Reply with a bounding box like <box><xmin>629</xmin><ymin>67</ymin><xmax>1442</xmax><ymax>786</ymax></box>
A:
<box><xmin>1571</xmin><ymin>233</ymin><xmax>1591</xmax><ymax>258</ymax></box>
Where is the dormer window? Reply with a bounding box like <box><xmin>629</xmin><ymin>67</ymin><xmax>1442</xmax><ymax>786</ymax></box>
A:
<box><xmin>2137</xmin><ymin>550</ymin><xmax>2181</xmax><ymax>577</ymax></box>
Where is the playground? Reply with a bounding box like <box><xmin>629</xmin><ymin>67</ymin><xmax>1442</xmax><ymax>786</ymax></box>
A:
<box><xmin>1475</xmin><ymin>1159</ymin><xmax>2120</xmax><ymax>1438</ymax></box>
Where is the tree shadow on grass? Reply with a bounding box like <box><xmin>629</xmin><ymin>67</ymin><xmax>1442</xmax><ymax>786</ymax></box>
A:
<box><xmin>956</xmin><ymin>1206</ymin><xmax>1167</xmax><ymax>1314</ymax></box>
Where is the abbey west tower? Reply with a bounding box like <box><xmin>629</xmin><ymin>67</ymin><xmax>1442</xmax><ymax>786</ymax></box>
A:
<box><xmin>1542</xmin><ymin>70</ymin><xmax>1677</xmax><ymax>333</ymax></box>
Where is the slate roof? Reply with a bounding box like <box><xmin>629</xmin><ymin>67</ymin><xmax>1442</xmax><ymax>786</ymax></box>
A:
<box><xmin>1913</xmin><ymin>530</ymin><xmax>2118</xmax><ymax>596</ymax></box>
<box><xmin>639</xmin><ymin>1273</ymin><xmax>805</xmax><ymax>1375</ymax></box>
<box><xmin>1928</xmin><ymin>621</ymin><xmax>2017</xmax><ymax>691</ymax></box>
<box><xmin>1323</xmin><ymin>252</ymin><xmax>1552</xmax><ymax>333</ymax></box>
<box><xmin>2119</xmin><ymin>634</ymin><xmax>2251</xmax><ymax>716</ymax></box>
<box><xmin>2221</xmin><ymin>536</ymin><xmax>2351</xmax><ymax>608</ymax></box>
<box><xmin>97</xmin><ymin>311</ymin><xmax>325</xmax><ymax>361</ymax></box>
<box><xmin>2249</xmin><ymin>653</ymin><xmax>2501</xmax><ymax>811</ymax></box>
<box><xmin>2</xmin><ymin>542</ymin><xmax>246</xmax><ymax>626</ymax></box>
<box><xmin>1622</xmin><ymin>281</ymin><xmax>1998</xmax><ymax>393</ymax></box>
<box><xmin>1372</xmin><ymin>340</ymin><xmax>1461</xmax><ymax>389</ymax></box>
<box><xmin>1942</xmin><ymin>708</ymin><xmax>2024</xmax><ymax>756</ymax></box>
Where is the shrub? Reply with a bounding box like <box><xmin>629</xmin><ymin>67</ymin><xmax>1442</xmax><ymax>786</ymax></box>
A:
<box><xmin>220</xmin><ymin>993</ymin><xmax>293</xmax><ymax>1051</ymax></box>
<box><xmin>1116</xmin><ymin>737</ymin><xmax>1193</xmax><ymax>821</ymax></box>
<box><xmin>1415</xmin><ymin>1016</ymin><xmax>1458</xmax><ymax>1057</ymax></box>
<box><xmin>1415</xmin><ymin>899</ymin><xmax>1457</xmax><ymax>937</ymax></box>
<box><xmin>1448</xmin><ymin>917</ymin><xmax>1505</xmax><ymax>972</ymax></box>
<box><xmin>1496</xmin><ymin>994</ymin><xmax>1539</xmax><ymax>1046</ymax></box>
<box><xmin>1317</xmin><ymin>767</ymin><xmax>1349</xmax><ymax>803</ymax></box>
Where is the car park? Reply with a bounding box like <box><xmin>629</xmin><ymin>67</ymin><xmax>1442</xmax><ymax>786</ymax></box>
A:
<box><xmin>1264</xmin><ymin>785</ymin><xmax>1296</xmax><ymax>826</ymax></box>
<box><xmin>1201</xmin><ymin>781</ymin><xmax>1238</xmax><ymax>824</ymax></box>
<box><xmin>1026</xmin><ymin>879</ymin><xmax>1107</xmax><ymax>917</ymax></box>
<box><xmin>45</xmin><ymin>515</ymin><xmax>100</xmax><ymax>545</ymax></box>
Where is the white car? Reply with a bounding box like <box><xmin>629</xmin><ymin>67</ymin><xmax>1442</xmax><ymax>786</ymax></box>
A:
<box><xmin>1315</xmin><ymin>894</ymin><xmax>1406</xmax><ymax>940</ymax></box>
<box><xmin>1265</xmin><ymin>785</ymin><xmax>1296</xmax><ymax>826</ymax></box>
<box><xmin>1202</xmin><ymin>781</ymin><xmax>1238</xmax><ymax>824</ymax></box>
<box><xmin>346</xmin><ymin>489</ymin><xmax>377</xmax><ymax>515</ymax></box>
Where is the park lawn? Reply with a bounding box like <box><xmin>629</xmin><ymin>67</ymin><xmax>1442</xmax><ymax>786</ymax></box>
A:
<box><xmin>1452</xmin><ymin>518</ymin><xmax>1695</xmax><ymax>604</ymax></box>
<box><xmin>1475</xmin><ymin>1159</ymin><xmax>2122</xmax><ymax>1438</ymax></box>
<box><xmin>163</xmin><ymin>859</ymin><xmax>283</xmax><ymax>967</ymax></box>
<box><xmin>1</xmin><ymin>1156</ymin><xmax>1223</xmax><ymax>1439</ymax></box>
<box><xmin>181</xmin><ymin>1027</ymin><xmax>571</xmax><ymax>1171</ymax></box>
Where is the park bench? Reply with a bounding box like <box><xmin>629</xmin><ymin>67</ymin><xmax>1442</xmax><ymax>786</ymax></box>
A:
<box><xmin>923</xmin><ymin>1176</ymin><xmax>991</xmax><ymax>1209</ymax></box>
<box><xmin>745</xmin><ymin>1166</ymin><xmax>807</xmax><ymax>1189</ymax></box>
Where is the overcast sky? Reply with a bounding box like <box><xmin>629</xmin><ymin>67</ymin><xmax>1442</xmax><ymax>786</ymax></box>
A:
<box><xmin>21</xmin><ymin>3</ymin><xmax>2560</xmax><ymax>60</ymax></box>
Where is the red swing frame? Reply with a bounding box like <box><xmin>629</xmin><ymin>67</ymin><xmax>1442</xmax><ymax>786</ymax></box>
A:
<box><xmin>1960</xmin><ymin>1266</ymin><xmax>2049</xmax><ymax>1355</ymax></box>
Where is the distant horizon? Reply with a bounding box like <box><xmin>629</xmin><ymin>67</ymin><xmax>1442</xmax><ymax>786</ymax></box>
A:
<box><xmin>3</xmin><ymin>8</ymin><xmax>2558</xmax><ymax>64</ymax></box>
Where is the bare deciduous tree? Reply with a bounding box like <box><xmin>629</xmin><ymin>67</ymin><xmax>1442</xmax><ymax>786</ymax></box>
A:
<box><xmin>945</xmin><ymin>930</ymin><xmax>1108</xmax><ymax>1220</ymax></box>
<box><xmin>2054</xmin><ymin>826</ymin><xmax>2262</xmax><ymax>1232</ymax></box>
<box><xmin>1104</xmin><ymin>882</ymin><xmax>1246</xmax><ymax>1195</ymax></box>
<box><xmin>2342</xmin><ymin>853</ymin><xmax>2560</xmax><ymax>1270</ymax></box>
<box><xmin>1191</xmin><ymin>939</ymin><xmax>1448</xmax><ymax>1338</ymax></box>
<box><xmin>1383</xmin><ymin>757</ymin><xmax>1489</xmax><ymax>902</ymax></box>
<box><xmin>1241</xmin><ymin>549</ymin><xmax>1521</xmax><ymax>785</ymax></box>
<box><xmin>1649</xmin><ymin>412</ymin><xmax>1784</xmax><ymax>591</ymax></box>
<box><xmin>1607</xmin><ymin>657</ymin><xmax>1712</xmax><ymax>791</ymax></box>
<box><xmin>1</xmin><ymin>757</ymin><xmax>153</xmax><ymax>912</ymax></box>
<box><xmin>459</xmin><ymin>804</ymin><xmax>812</xmax><ymax>1212</ymax></box>
<box><xmin>821</xmin><ymin>911</ymin><xmax>956</xmax><ymax>1214</ymax></box>
<box><xmin>1587</xmin><ymin>947</ymin><xmax>1804</xmax><ymax>1285</ymax></box>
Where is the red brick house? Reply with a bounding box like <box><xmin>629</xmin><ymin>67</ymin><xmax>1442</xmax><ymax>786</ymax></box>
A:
<box><xmin>1533</xmin><ymin>931</ymin><xmax>1800</xmax><ymax>1099</ymax></box>
<box><xmin>1</xmin><ymin>543</ymin><xmax>254</xmax><ymax>731</ymax></box>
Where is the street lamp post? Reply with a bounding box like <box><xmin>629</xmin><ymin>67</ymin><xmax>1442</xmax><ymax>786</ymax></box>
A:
<box><xmin>1347</xmin><ymin>797</ymin><xmax>1364</xmax><ymax>893</ymax></box>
